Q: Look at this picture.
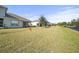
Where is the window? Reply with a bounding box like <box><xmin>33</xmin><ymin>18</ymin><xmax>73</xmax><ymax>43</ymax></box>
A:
<box><xmin>0</xmin><ymin>18</ymin><xmax>3</xmax><ymax>27</ymax></box>
<box><xmin>11</xmin><ymin>20</ymin><xmax>19</xmax><ymax>26</ymax></box>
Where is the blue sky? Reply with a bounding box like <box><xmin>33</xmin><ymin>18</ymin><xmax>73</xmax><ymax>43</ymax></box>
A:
<box><xmin>6</xmin><ymin>5</ymin><xmax>79</xmax><ymax>23</ymax></box>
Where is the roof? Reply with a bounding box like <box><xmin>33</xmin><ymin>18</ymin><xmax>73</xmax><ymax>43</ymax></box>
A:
<box><xmin>6</xmin><ymin>13</ymin><xmax>30</xmax><ymax>22</ymax></box>
<box><xmin>0</xmin><ymin>5</ymin><xmax>7</xmax><ymax>9</ymax></box>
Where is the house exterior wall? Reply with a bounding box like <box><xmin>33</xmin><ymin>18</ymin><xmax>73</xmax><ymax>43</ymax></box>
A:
<box><xmin>31</xmin><ymin>22</ymin><xmax>39</xmax><ymax>26</ymax></box>
<box><xmin>0</xmin><ymin>6</ymin><xmax>29</xmax><ymax>28</ymax></box>
<box><xmin>0</xmin><ymin>8</ymin><xmax>6</xmax><ymax>18</ymax></box>
<box><xmin>4</xmin><ymin>17</ymin><xmax>23</xmax><ymax>28</ymax></box>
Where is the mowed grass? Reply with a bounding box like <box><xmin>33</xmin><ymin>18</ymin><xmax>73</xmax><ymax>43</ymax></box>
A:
<box><xmin>0</xmin><ymin>26</ymin><xmax>79</xmax><ymax>53</ymax></box>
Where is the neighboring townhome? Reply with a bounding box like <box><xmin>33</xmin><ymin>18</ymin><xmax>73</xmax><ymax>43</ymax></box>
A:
<box><xmin>30</xmin><ymin>20</ymin><xmax>40</xmax><ymax>27</ymax></box>
<box><xmin>0</xmin><ymin>5</ymin><xmax>30</xmax><ymax>28</ymax></box>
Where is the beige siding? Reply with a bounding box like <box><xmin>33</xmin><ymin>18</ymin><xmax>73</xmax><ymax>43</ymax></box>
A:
<box><xmin>4</xmin><ymin>17</ymin><xmax>23</xmax><ymax>28</ymax></box>
<box><xmin>0</xmin><ymin>8</ymin><xmax>6</xmax><ymax>18</ymax></box>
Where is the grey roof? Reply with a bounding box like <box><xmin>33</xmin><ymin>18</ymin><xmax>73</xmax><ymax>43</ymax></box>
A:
<box><xmin>6</xmin><ymin>13</ymin><xmax>30</xmax><ymax>22</ymax></box>
<box><xmin>0</xmin><ymin>5</ymin><xmax>7</xmax><ymax>9</ymax></box>
<box><xmin>0</xmin><ymin>5</ymin><xmax>30</xmax><ymax>22</ymax></box>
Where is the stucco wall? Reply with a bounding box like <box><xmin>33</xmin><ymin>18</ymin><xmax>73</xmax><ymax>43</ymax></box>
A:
<box><xmin>31</xmin><ymin>22</ymin><xmax>39</xmax><ymax>26</ymax></box>
<box><xmin>4</xmin><ymin>17</ymin><xmax>23</xmax><ymax>28</ymax></box>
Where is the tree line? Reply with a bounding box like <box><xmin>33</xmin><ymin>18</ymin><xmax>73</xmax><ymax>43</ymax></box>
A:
<box><xmin>33</xmin><ymin>15</ymin><xmax>79</xmax><ymax>27</ymax></box>
<box><xmin>57</xmin><ymin>18</ymin><xmax>79</xmax><ymax>27</ymax></box>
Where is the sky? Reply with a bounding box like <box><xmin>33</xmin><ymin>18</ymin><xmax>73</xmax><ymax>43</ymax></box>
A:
<box><xmin>5</xmin><ymin>5</ymin><xmax>79</xmax><ymax>23</ymax></box>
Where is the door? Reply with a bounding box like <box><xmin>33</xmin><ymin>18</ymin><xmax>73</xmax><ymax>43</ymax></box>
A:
<box><xmin>0</xmin><ymin>18</ymin><xmax>3</xmax><ymax>27</ymax></box>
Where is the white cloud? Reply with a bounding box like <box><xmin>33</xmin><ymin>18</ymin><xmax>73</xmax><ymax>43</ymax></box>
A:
<box><xmin>23</xmin><ymin>7</ymin><xmax>79</xmax><ymax>23</ymax></box>
<box><xmin>14</xmin><ymin>6</ymin><xmax>79</xmax><ymax>23</ymax></box>
<box><xmin>18</xmin><ymin>14</ymin><xmax>40</xmax><ymax>21</ymax></box>
<box><xmin>46</xmin><ymin>7</ymin><xmax>79</xmax><ymax>23</ymax></box>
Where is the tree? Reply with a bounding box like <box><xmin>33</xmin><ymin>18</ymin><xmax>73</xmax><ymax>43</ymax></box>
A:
<box><xmin>57</xmin><ymin>22</ymin><xmax>67</xmax><ymax>26</ymax></box>
<box><xmin>71</xmin><ymin>19</ymin><xmax>76</xmax><ymax>26</ymax></box>
<box><xmin>67</xmin><ymin>22</ymin><xmax>71</xmax><ymax>26</ymax></box>
<box><xmin>76</xmin><ymin>18</ymin><xmax>79</xmax><ymax>26</ymax></box>
<box><xmin>70</xmin><ymin>18</ymin><xmax>79</xmax><ymax>27</ymax></box>
<box><xmin>39</xmin><ymin>16</ymin><xmax>48</xmax><ymax>27</ymax></box>
<box><xmin>77</xmin><ymin>18</ymin><xmax>79</xmax><ymax>22</ymax></box>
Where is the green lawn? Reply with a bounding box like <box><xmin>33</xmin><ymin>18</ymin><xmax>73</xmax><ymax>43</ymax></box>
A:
<box><xmin>0</xmin><ymin>26</ymin><xmax>79</xmax><ymax>53</ymax></box>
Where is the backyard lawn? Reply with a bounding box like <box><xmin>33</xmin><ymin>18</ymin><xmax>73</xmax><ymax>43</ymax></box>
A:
<box><xmin>0</xmin><ymin>26</ymin><xmax>79</xmax><ymax>53</ymax></box>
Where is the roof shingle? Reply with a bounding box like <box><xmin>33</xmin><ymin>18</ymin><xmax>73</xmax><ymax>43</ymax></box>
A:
<box><xmin>6</xmin><ymin>13</ymin><xmax>30</xmax><ymax>22</ymax></box>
